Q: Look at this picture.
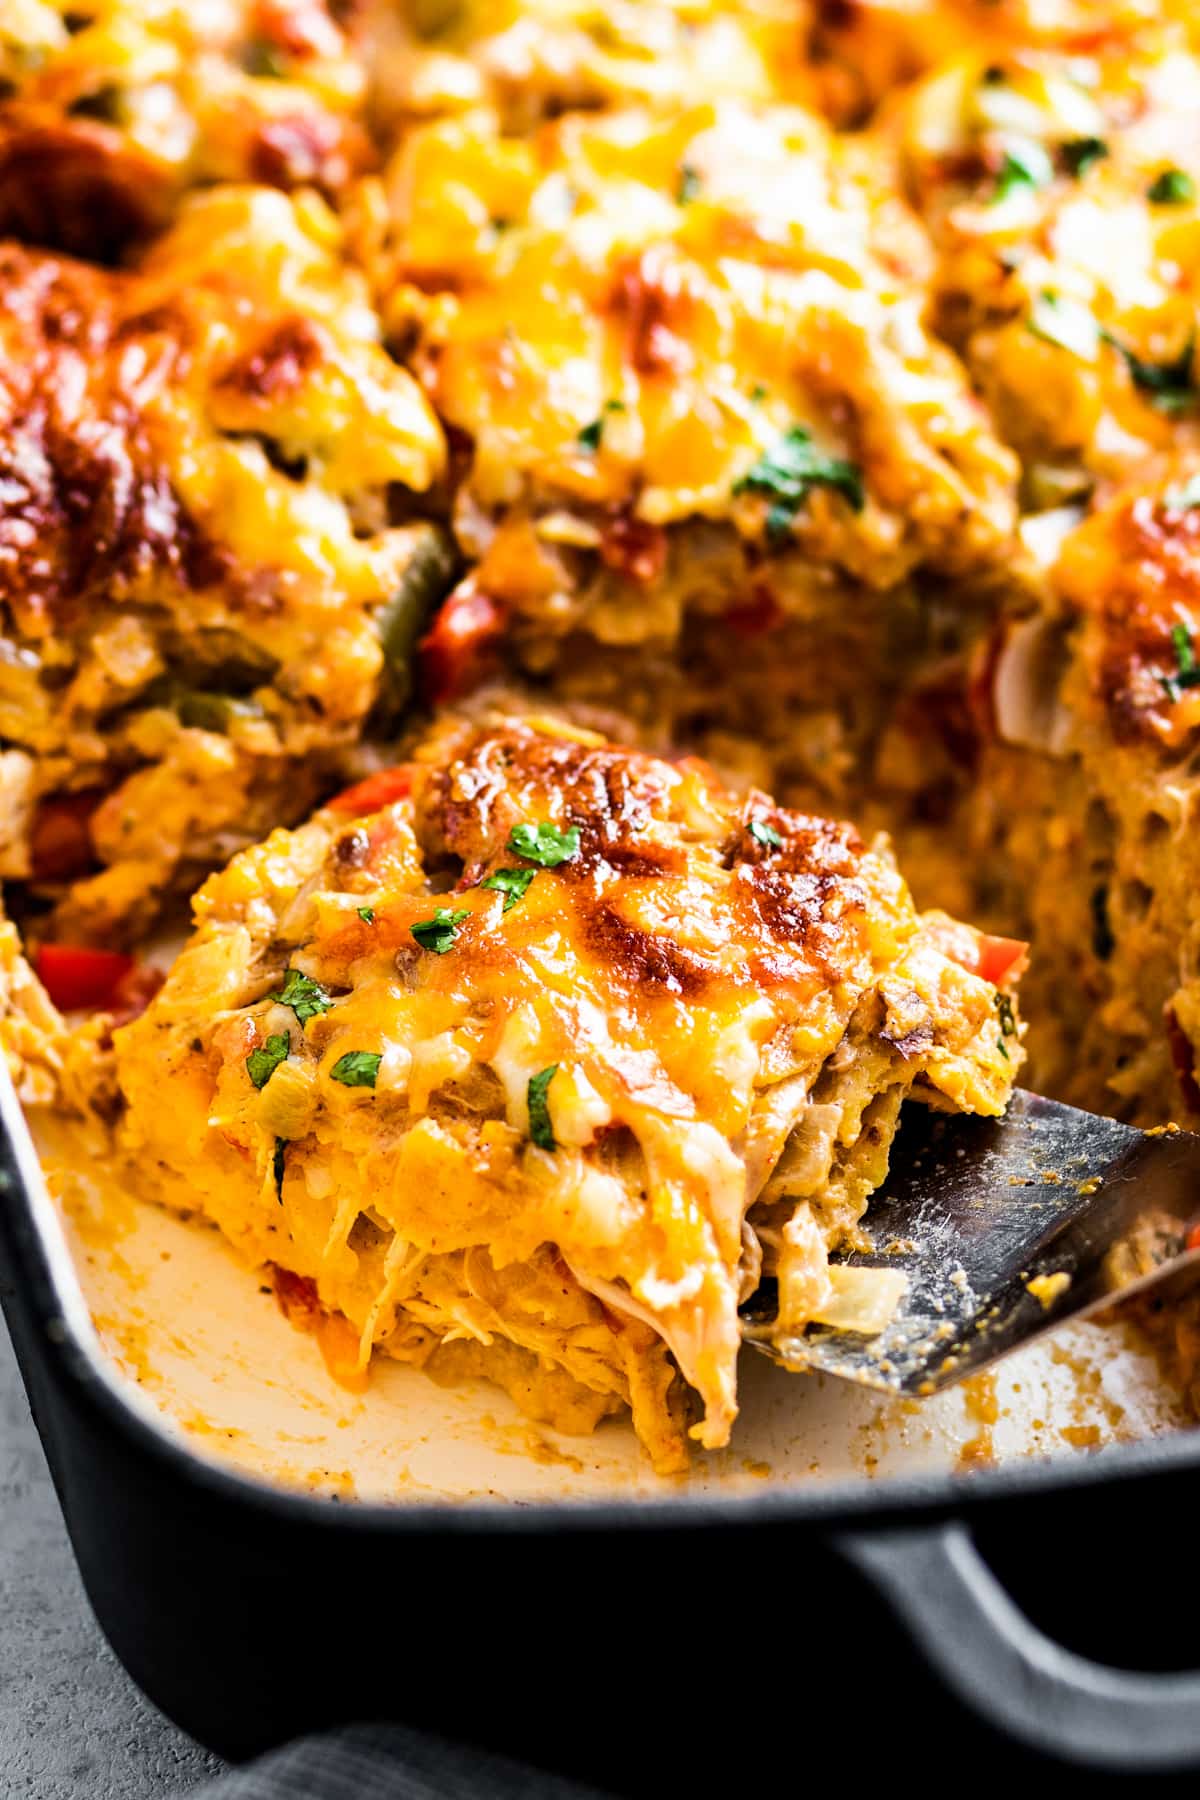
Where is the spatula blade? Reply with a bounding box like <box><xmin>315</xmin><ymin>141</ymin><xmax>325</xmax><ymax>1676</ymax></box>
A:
<box><xmin>743</xmin><ymin>1089</ymin><xmax>1200</xmax><ymax>1395</ymax></box>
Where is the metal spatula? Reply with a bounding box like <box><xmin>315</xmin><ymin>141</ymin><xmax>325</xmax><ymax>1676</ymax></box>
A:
<box><xmin>741</xmin><ymin>1089</ymin><xmax>1200</xmax><ymax>1395</ymax></box>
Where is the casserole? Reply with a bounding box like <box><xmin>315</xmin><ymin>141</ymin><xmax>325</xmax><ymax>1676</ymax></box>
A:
<box><xmin>4</xmin><ymin>1073</ymin><xmax>1200</xmax><ymax>1779</ymax></box>
<box><xmin>0</xmin><ymin>2</ymin><xmax>1199</xmax><ymax>1785</ymax></box>
<box><xmin>0</xmin><ymin>184</ymin><xmax>447</xmax><ymax>945</ymax></box>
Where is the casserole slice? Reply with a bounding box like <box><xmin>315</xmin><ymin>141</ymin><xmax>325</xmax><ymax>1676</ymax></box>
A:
<box><xmin>923</xmin><ymin>457</ymin><xmax>1200</xmax><ymax>1131</ymax></box>
<box><xmin>0</xmin><ymin>182</ymin><xmax>447</xmax><ymax>945</ymax></box>
<box><xmin>880</xmin><ymin>28</ymin><xmax>1200</xmax><ymax>500</ymax></box>
<box><xmin>354</xmin><ymin>97</ymin><xmax>1019</xmax><ymax>804</ymax></box>
<box><xmin>97</xmin><ymin>706</ymin><xmax>1023</xmax><ymax>1469</ymax></box>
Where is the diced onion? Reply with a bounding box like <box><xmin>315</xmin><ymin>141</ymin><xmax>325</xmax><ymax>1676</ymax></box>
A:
<box><xmin>808</xmin><ymin>1264</ymin><xmax>909</xmax><ymax>1335</ymax></box>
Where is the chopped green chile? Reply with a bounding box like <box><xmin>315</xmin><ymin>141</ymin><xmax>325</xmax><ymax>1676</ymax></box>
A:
<box><xmin>174</xmin><ymin>690</ymin><xmax>266</xmax><ymax>733</ymax></box>
<box><xmin>374</xmin><ymin>525</ymin><xmax>460</xmax><ymax>715</ymax></box>
<box><xmin>527</xmin><ymin>1065</ymin><xmax>559</xmax><ymax>1151</ymax></box>
<box><xmin>994</xmin><ymin>992</ymin><xmax>1018</xmax><ymax>1059</ymax></box>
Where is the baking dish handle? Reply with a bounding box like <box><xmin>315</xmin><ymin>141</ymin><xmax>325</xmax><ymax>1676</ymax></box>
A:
<box><xmin>836</xmin><ymin>1519</ymin><xmax>1200</xmax><ymax>1771</ymax></box>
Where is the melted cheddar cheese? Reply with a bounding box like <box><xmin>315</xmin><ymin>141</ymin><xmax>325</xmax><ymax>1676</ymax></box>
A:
<box><xmin>0</xmin><ymin>1</ymin><xmax>370</xmax><ymax>256</ymax></box>
<box><xmin>885</xmin><ymin>32</ymin><xmax>1200</xmax><ymax>496</ymax></box>
<box><xmin>110</xmin><ymin>707</ymin><xmax>1020</xmax><ymax>1467</ymax></box>
<box><xmin>0</xmin><ymin>183</ymin><xmax>446</xmax><ymax>938</ymax></box>
<box><xmin>365</xmin><ymin>0</ymin><xmax>827</xmax><ymax>133</ymax></box>
<box><xmin>357</xmin><ymin>99</ymin><xmax>1017</xmax><ymax>685</ymax></box>
<box><xmin>814</xmin><ymin>0</ymin><xmax>1200</xmax><ymax>121</ymax></box>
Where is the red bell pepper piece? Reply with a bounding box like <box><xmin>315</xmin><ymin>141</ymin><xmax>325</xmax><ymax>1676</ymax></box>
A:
<box><xmin>36</xmin><ymin>943</ymin><xmax>135</xmax><ymax>1012</ymax></box>
<box><xmin>419</xmin><ymin>584</ymin><xmax>504</xmax><ymax>704</ymax></box>
<box><xmin>974</xmin><ymin>934</ymin><xmax>1028</xmax><ymax>987</ymax></box>
<box><xmin>327</xmin><ymin>765</ymin><xmax>415</xmax><ymax>814</ymax></box>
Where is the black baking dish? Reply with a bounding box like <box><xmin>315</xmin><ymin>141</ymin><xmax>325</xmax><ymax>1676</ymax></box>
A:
<box><xmin>2</xmin><ymin>1071</ymin><xmax>1199</xmax><ymax>1787</ymax></box>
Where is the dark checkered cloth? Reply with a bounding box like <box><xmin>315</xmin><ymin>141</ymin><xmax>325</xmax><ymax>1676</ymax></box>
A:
<box><xmin>185</xmin><ymin>1725</ymin><xmax>610</xmax><ymax>1800</ymax></box>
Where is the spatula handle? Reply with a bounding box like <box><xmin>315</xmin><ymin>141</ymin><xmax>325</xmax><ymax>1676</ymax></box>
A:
<box><xmin>837</xmin><ymin>1519</ymin><xmax>1200</xmax><ymax>1770</ymax></box>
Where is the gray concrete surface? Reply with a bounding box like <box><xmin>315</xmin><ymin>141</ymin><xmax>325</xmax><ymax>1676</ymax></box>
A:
<box><xmin>0</xmin><ymin>1315</ymin><xmax>225</xmax><ymax>1798</ymax></box>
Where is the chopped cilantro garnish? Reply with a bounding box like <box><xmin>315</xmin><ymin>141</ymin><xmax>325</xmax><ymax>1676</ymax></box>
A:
<box><xmin>508</xmin><ymin>821</ymin><xmax>581</xmax><ymax>867</ymax></box>
<box><xmin>1164</xmin><ymin>474</ymin><xmax>1200</xmax><ymax>511</ymax></box>
<box><xmin>1061</xmin><ymin>136</ymin><xmax>1108</xmax><ymax>179</ymax></box>
<box><xmin>481</xmin><ymin>867</ymin><xmax>536</xmax><ymax>911</ymax></box>
<box><xmin>749</xmin><ymin>383</ymin><xmax>768</xmax><ymax>404</ymax></box>
<box><xmin>272</xmin><ymin>1137</ymin><xmax>287</xmax><ymax>1202</ymax></box>
<box><xmin>270</xmin><ymin>968</ymin><xmax>332</xmax><ymax>1026</ymax></box>
<box><xmin>527</xmin><ymin>1065</ymin><xmax>559</xmax><ymax>1152</ymax></box>
<box><xmin>410</xmin><ymin>906</ymin><xmax>471</xmax><ymax>954</ymax></box>
<box><xmin>1161</xmin><ymin>622</ymin><xmax>1200</xmax><ymax>702</ymax></box>
<box><xmin>577</xmin><ymin>399</ymin><xmax>625</xmax><ymax>453</ymax></box>
<box><xmin>676</xmin><ymin>163</ymin><xmax>701</xmax><ymax>204</ymax></box>
<box><xmin>1148</xmin><ymin>168</ymin><xmax>1196</xmax><ymax>206</ymax></box>
<box><xmin>1103</xmin><ymin>328</ymin><xmax>1197</xmax><ymax>413</ymax></box>
<box><xmin>1028</xmin><ymin>291</ymin><xmax>1099</xmax><ymax>360</ymax></box>
<box><xmin>330</xmin><ymin>1051</ymin><xmax>382</xmax><ymax>1089</ymax></box>
<box><xmin>992</xmin><ymin>142</ymin><xmax>1055</xmax><ymax>203</ymax></box>
<box><xmin>246</xmin><ymin>1034</ymin><xmax>289</xmax><ymax>1090</ymax></box>
<box><xmin>734</xmin><ymin>425</ymin><xmax>864</xmax><ymax>544</ymax></box>
<box><xmin>357</xmin><ymin>906</ymin><xmax>375</xmax><ymax>924</ymax></box>
<box><xmin>749</xmin><ymin>817</ymin><xmax>783</xmax><ymax>849</ymax></box>
<box><xmin>994</xmin><ymin>991</ymin><xmax>1018</xmax><ymax>1060</ymax></box>
<box><xmin>1173</xmin><ymin>622</ymin><xmax>1198</xmax><ymax>677</ymax></box>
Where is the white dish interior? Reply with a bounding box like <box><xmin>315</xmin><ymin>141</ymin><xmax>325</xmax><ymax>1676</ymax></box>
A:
<box><xmin>29</xmin><ymin>1110</ymin><xmax>1190</xmax><ymax>1506</ymax></box>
